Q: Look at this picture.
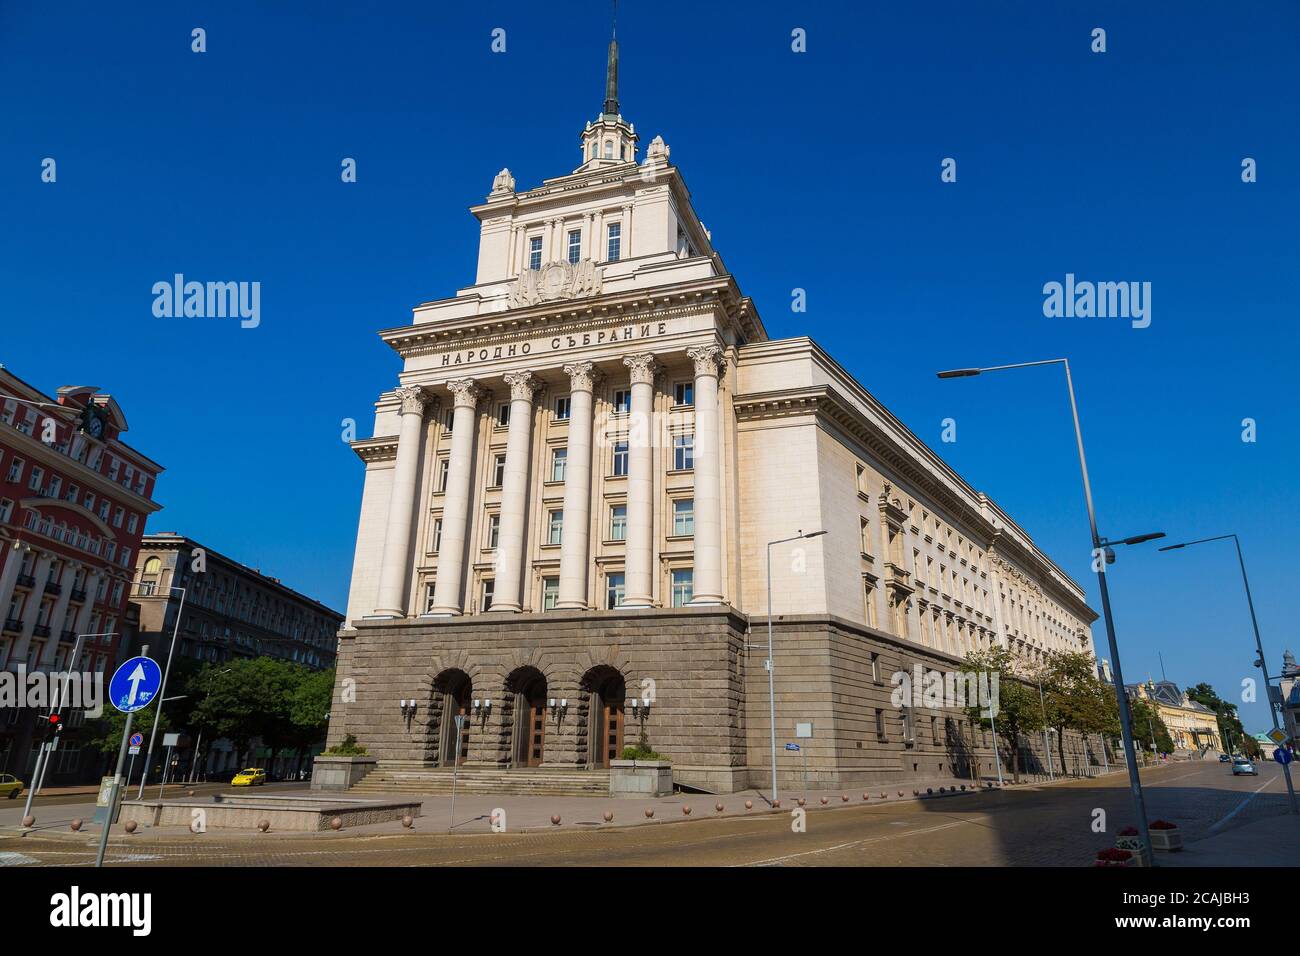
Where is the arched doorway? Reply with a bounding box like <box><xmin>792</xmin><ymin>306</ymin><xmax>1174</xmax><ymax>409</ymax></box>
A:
<box><xmin>505</xmin><ymin>667</ymin><xmax>548</xmax><ymax>767</ymax></box>
<box><xmin>432</xmin><ymin>669</ymin><xmax>472</xmax><ymax>766</ymax></box>
<box><xmin>581</xmin><ymin>666</ymin><xmax>625</xmax><ymax>768</ymax></box>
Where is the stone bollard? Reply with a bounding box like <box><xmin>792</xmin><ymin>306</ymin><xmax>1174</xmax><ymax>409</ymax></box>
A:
<box><xmin>329</xmin><ymin>817</ymin><xmax>343</xmax><ymax>830</ymax></box>
<box><xmin>603</xmin><ymin>811</ymin><xmax>614</xmax><ymax>823</ymax></box>
<box><xmin>21</xmin><ymin>815</ymin><xmax>34</xmax><ymax>828</ymax></box>
<box><xmin>258</xmin><ymin>820</ymin><xmax>270</xmax><ymax>833</ymax></box>
<box><xmin>644</xmin><ymin>808</ymin><xmax>654</xmax><ymax>818</ymax></box>
<box><xmin>551</xmin><ymin>814</ymin><xmax>561</xmax><ymax>826</ymax></box>
<box><xmin>70</xmin><ymin>819</ymin><xmax>83</xmax><ymax>832</ymax></box>
<box><xmin>715</xmin><ymin>802</ymin><xmax>724</xmax><ymax>813</ymax></box>
<box><xmin>401</xmin><ymin>815</ymin><xmax>414</xmax><ymax>829</ymax></box>
<box><xmin>124</xmin><ymin>820</ymin><xmax>138</xmax><ymax>834</ymax></box>
<box><xmin>682</xmin><ymin>806</ymin><xmax>692</xmax><ymax>816</ymax></box>
<box><xmin>744</xmin><ymin>800</ymin><xmax>753</xmax><ymax>810</ymax></box>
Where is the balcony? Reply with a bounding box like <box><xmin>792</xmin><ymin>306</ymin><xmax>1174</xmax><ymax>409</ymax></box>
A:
<box><xmin>33</xmin><ymin>624</ymin><xmax>51</xmax><ymax>638</ymax></box>
<box><xmin>71</xmin><ymin>588</ymin><xmax>87</xmax><ymax>603</ymax></box>
<box><xmin>44</xmin><ymin>581</ymin><xmax>62</xmax><ymax>596</ymax></box>
<box><xmin>2</xmin><ymin>618</ymin><xmax>21</xmax><ymax>634</ymax></box>
<box><xmin>16</xmin><ymin>573</ymin><xmax>35</xmax><ymax>588</ymax></box>
<box><xmin>61</xmin><ymin>629</ymin><xmax>76</xmax><ymax>643</ymax></box>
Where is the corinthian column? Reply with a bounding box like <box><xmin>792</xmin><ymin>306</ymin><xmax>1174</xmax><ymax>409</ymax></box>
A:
<box><xmin>374</xmin><ymin>385</ymin><xmax>432</xmax><ymax>618</ymax></box>
<box><xmin>490</xmin><ymin>370</ymin><xmax>541</xmax><ymax>612</ymax></box>
<box><xmin>621</xmin><ymin>353</ymin><xmax>659</xmax><ymax>607</ymax></box>
<box><xmin>428</xmin><ymin>379</ymin><xmax>482</xmax><ymax>616</ymax></box>
<box><xmin>557</xmin><ymin>361</ymin><xmax>599</xmax><ymax>609</ymax></box>
<box><xmin>687</xmin><ymin>344</ymin><xmax>725</xmax><ymax>604</ymax></box>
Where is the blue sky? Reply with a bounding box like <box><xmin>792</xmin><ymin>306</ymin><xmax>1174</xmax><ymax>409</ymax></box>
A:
<box><xmin>2</xmin><ymin>2</ymin><xmax>1296</xmax><ymax>732</ymax></box>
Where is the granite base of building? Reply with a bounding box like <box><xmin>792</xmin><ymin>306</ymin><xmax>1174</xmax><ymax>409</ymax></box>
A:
<box><xmin>326</xmin><ymin>608</ymin><xmax>1109</xmax><ymax>794</ymax></box>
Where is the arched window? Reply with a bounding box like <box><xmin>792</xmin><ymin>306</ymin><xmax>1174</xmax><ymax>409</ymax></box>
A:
<box><xmin>143</xmin><ymin>557</ymin><xmax>162</xmax><ymax>575</ymax></box>
<box><xmin>604</xmin><ymin>140</ymin><xmax>613</xmax><ymax>158</ymax></box>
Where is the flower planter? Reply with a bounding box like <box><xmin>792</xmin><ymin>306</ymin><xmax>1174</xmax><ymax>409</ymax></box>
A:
<box><xmin>1149</xmin><ymin>823</ymin><xmax>1183</xmax><ymax>852</ymax></box>
<box><xmin>609</xmin><ymin>759</ymin><xmax>673</xmax><ymax>797</ymax></box>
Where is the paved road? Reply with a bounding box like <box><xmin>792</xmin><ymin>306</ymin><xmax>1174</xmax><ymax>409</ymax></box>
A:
<box><xmin>0</xmin><ymin>759</ymin><xmax>1288</xmax><ymax>867</ymax></box>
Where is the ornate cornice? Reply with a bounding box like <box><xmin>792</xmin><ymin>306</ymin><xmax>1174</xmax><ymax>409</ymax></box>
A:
<box><xmin>351</xmin><ymin>437</ymin><xmax>399</xmax><ymax>463</ymax></box>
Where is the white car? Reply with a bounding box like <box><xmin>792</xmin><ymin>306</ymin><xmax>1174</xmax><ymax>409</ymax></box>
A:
<box><xmin>1231</xmin><ymin>757</ymin><xmax>1258</xmax><ymax>776</ymax></box>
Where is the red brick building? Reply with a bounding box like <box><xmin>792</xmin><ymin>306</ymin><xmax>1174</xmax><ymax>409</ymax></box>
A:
<box><xmin>0</xmin><ymin>366</ymin><xmax>163</xmax><ymax>782</ymax></box>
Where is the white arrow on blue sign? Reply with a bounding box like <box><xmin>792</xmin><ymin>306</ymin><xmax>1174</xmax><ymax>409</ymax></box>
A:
<box><xmin>1274</xmin><ymin>748</ymin><xmax>1293</xmax><ymax>766</ymax></box>
<box><xmin>108</xmin><ymin>656</ymin><xmax>162</xmax><ymax>713</ymax></box>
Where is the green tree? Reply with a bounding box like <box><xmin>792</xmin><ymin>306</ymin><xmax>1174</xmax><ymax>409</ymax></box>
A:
<box><xmin>1186</xmin><ymin>682</ymin><xmax>1246</xmax><ymax>754</ymax></box>
<box><xmin>964</xmin><ymin>645</ymin><xmax>1046</xmax><ymax>784</ymax></box>
<box><xmin>1128</xmin><ymin>696</ymin><xmax>1174</xmax><ymax>755</ymax></box>
<box><xmin>1041</xmin><ymin>650</ymin><xmax>1113</xmax><ymax>775</ymax></box>
<box><xmin>86</xmin><ymin>703</ymin><xmax>171</xmax><ymax>757</ymax></box>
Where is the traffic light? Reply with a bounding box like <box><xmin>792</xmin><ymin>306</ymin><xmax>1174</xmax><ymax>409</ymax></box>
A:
<box><xmin>37</xmin><ymin>713</ymin><xmax>63</xmax><ymax>741</ymax></box>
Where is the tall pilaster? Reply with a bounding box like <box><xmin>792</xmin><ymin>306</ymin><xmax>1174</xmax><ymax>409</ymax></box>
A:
<box><xmin>12</xmin><ymin>551</ymin><xmax>53</xmax><ymax>663</ymax></box>
<box><xmin>429</xmin><ymin>379</ymin><xmax>483</xmax><ymax>616</ymax></box>
<box><xmin>0</xmin><ymin>541</ymin><xmax>24</xmax><ymax>629</ymax></box>
<box><xmin>72</xmin><ymin>570</ymin><xmax>101</xmax><ymax>637</ymax></box>
<box><xmin>39</xmin><ymin>561</ymin><xmax>79</xmax><ymax>666</ymax></box>
<box><xmin>491</xmin><ymin>371</ymin><xmax>541</xmax><ymax>613</ymax></box>
<box><xmin>687</xmin><ymin>344</ymin><xmax>724</xmax><ymax>604</ymax></box>
<box><xmin>373</xmin><ymin>385</ymin><xmax>431</xmax><ymax>618</ymax></box>
<box><xmin>557</xmin><ymin>361</ymin><xmax>599</xmax><ymax>609</ymax></box>
<box><xmin>621</xmin><ymin>353</ymin><xmax>659</xmax><ymax>607</ymax></box>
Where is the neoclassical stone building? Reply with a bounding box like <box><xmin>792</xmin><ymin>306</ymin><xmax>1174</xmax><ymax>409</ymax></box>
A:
<box><xmin>327</xmin><ymin>40</ymin><xmax>1100</xmax><ymax>792</ymax></box>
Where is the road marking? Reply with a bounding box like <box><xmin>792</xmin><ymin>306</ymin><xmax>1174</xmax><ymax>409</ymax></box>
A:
<box><xmin>735</xmin><ymin>818</ymin><xmax>979</xmax><ymax>867</ymax></box>
<box><xmin>1207</xmin><ymin>774</ymin><xmax>1277</xmax><ymax>834</ymax></box>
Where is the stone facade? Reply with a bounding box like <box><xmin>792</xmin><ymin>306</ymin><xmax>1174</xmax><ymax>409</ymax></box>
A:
<box><xmin>326</xmin><ymin>38</ymin><xmax>1102</xmax><ymax>794</ymax></box>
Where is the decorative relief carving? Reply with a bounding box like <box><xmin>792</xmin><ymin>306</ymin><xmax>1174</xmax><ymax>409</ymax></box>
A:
<box><xmin>563</xmin><ymin>360</ymin><xmax>601</xmax><ymax>393</ymax></box>
<box><xmin>508</xmin><ymin>258</ymin><xmax>602</xmax><ymax>309</ymax></box>
<box><xmin>622</xmin><ymin>353</ymin><xmax>660</xmax><ymax>385</ymax></box>
<box><xmin>502</xmin><ymin>370</ymin><xmax>542</xmax><ymax>403</ymax></box>
<box><xmin>394</xmin><ymin>385</ymin><xmax>430</xmax><ymax>416</ymax></box>
<box><xmin>446</xmin><ymin>378</ymin><xmax>483</xmax><ymax>409</ymax></box>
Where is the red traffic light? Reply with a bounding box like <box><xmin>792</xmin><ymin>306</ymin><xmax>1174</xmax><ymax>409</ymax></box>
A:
<box><xmin>47</xmin><ymin>714</ymin><xmax>60</xmax><ymax>725</ymax></box>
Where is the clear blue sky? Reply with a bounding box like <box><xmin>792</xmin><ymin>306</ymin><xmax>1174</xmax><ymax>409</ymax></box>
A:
<box><xmin>3</xmin><ymin>2</ymin><xmax>1296</xmax><ymax>732</ymax></box>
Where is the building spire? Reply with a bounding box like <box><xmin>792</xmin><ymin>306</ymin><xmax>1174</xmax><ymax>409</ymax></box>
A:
<box><xmin>603</xmin><ymin>1</ymin><xmax>619</xmax><ymax>116</ymax></box>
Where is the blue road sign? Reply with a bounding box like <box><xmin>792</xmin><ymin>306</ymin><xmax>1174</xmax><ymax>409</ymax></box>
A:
<box><xmin>108</xmin><ymin>657</ymin><xmax>162</xmax><ymax>713</ymax></box>
<box><xmin>129</xmin><ymin>732</ymin><xmax>144</xmax><ymax>747</ymax></box>
<box><xmin>1274</xmin><ymin>747</ymin><xmax>1293</xmax><ymax>766</ymax></box>
<box><xmin>785</xmin><ymin>743</ymin><xmax>800</xmax><ymax>752</ymax></box>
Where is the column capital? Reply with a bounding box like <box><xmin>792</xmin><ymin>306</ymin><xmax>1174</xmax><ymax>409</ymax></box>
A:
<box><xmin>446</xmin><ymin>378</ymin><xmax>483</xmax><ymax>409</ymax></box>
<box><xmin>622</xmin><ymin>353</ymin><xmax>660</xmax><ymax>386</ymax></box>
<box><xmin>687</xmin><ymin>344</ymin><xmax>725</xmax><ymax>379</ymax></box>
<box><xmin>502</xmin><ymin>370</ymin><xmax>542</xmax><ymax>403</ymax></box>
<box><xmin>562</xmin><ymin>360</ymin><xmax>602</xmax><ymax>393</ymax></box>
<box><xmin>393</xmin><ymin>385</ymin><xmax>431</xmax><ymax>416</ymax></box>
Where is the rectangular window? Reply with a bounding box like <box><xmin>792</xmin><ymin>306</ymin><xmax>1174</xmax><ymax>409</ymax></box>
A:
<box><xmin>528</xmin><ymin>236</ymin><xmax>542</xmax><ymax>271</ymax></box>
<box><xmin>674</xmin><ymin>382</ymin><xmax>694</xmax><ymax>407</ymax></box>
<box><xmin>860</xmin><ymin>517</ymin><xmax>871</xmax><ymax>556</ymax></box>
<box><xmin>550</xmin><ymin>448</ymin><xmax>567</xmax><ymax>482</ymax></box>
<box><xmin>497</xmin><ymin>403</ymin><xmax>511</xmax><ymax>427</ymax></box>
<box><xmin>673</xmin><ymin>433</ymin><xmax>694</xmax><ymax>471</ymax></box>
<box><xmin>605</xmin><ymin>572</ymin><xmax>625</xmax><ymax>609</ymax></box>
<box><xmin>612</xmin><ymin>441</ymin><xmax>629</xmax><ymax>477</ymax></box>
<box><xmin>0</xmin><ymin>499</ymin><xmax>11</xmax><ymax>523</ymax></box>
<box><xmin>870</xmin><ymin>651</ymin><xmax>880</xmax><ymax>682</ymax></box>
<box><xmin>542</xmin><ymin>577</ymin><xmax>560</xmax><ymax>611</ymax></box>
<box><xmin>427</xmin><ymin>582</ymin><xmax>441</xmax><ymax>613</ymax></box>
<box><xmin>613</xmin><ymin>389</ymin><xmax>631</xmax><ymax>414</ymax></box>
<box><xmin>855</xmin><ymin>463</ymin><xmax>867</xmax><ymax>495</ymax></box>
<box><xmin>28</xmin><ymin>467</ymin><xmax>43</xmax><ymax>491</ymax></box>
<box><xmin>437</xmin><ymin>459</ymin><xmax>450</xmax><ymax>493</ymax></box>
<box><xmin>481</xmin><ymin>578</ymin><xmax>495</xmax><ymax>611</ymax></box>
<box><xmin>671</xmin><ymin>569</ymin><xmax>694</xmax><ymax>607</ymax></box>
<box><xmin>901</xmin><ymin>706</ymin><xmax>914</xmax><ymax>743</ymax></box>
<box><xmin>431</xmin><ymin>518</ymin><xmax>443</xmax><ymax>552</ymax></box>
<box><xmin>672</xmin><ymin>498</ymin><xmax>695</xmax><ymax>536</ymax></box>
<box><xmin>127</xmin><ymin>514</ymin><xmax>138</xmax><ymax>534</ymax></box>
<box><xmin>47</xmin><ymin>477</ymin><xmax>61</xmax><ymax>498</ymax></box>
<box><xmin>486</xmin><ymin>514</ymin><xmax>501</xmax><ymax>549</ymax></box>
<box><xmin>610</xmin><ymin>504</ymin><xmax>627</xmax><ymax>540</ymax></box>
<box><xmin>6</xmin><ymin>458</ymin><xmax>23</xmax><ymax>483</ymax></box>
<box><xmin>876</xmin><ymin>708</ymin><xmax>887</xmax><ymax>741</ymax></box>
<box><xmin>112</xmin><ymin>506</ymin><xmax>124</xmax><ymax>528</ymax></box>
<box><xmin>491</xmin><ymin>454</ymin><xmax>506</xmax><ymax>487</ymax></box>
<box><xmin>606</xmin><ymin>222</ymin><xmax>621</xmax><ymax>262</ymax></box>
<box><xmin>567</xmin><ymin>229</ymin><xmax>581</xmax><ymax>264</ymax></box>
<box><xmin>547</xmin><ymin>509</ymin><xmax>563</xmax><ymax>546</ymax></box>
<box><xmin>554</xmin><ymin>396</ymin><xmax>571</xmax><ymax>421</ymax></box>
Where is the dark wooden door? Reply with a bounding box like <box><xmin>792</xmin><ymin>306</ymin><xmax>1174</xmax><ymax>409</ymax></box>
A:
<box><xmin>526</xmin><ymin>695</ymin><xmax>546</xmax><ymax>767</ymax></box>
<box><xmin>599</xmin><ymin>699</ymin><xmax>624</xmax><ymax>768</ymax></box>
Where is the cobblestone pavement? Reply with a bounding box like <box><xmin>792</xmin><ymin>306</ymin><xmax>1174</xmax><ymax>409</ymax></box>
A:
<box><xmin>0</xmin><ymin>759</ymin><xmax>1288</xmax><ymax>867</ymax></box>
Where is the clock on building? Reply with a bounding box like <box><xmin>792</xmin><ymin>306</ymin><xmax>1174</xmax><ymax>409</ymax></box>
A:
<box><xmin>80</xmin><ymin>404</ymin><xmax>105</xmax><ymax>439</ymax></box>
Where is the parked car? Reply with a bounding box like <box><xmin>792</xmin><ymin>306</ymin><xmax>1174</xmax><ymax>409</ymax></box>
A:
<box><xmin>0</xmin><ymin>774</ymin><xmax>23</xmax><ymax>799</ymax></box>
<box><xmin>231</xmin><ymin>768</ymin><xmax>268</xmax><ymax>787</ymax></box>
<box><xmin>1231</xmin><ymin>757</ymin><xmax>1258</xmax><ymax>776</ymax></box>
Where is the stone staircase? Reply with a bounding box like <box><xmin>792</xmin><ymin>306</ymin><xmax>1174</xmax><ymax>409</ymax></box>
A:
<box><xmin>349</xmin><ymin>763</ymin><xmax>612</xmax><ymax>797</ymax></box>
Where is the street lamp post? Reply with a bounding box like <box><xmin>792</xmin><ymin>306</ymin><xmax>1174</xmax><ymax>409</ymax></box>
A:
<box><xmin>21</xmin><ymin>631</ymin><xmax>118</xmax><ymax>822</ymax></box>
<box><xmin>1037</xmin><ymin>681</ymin><xmax>1055</xmax><ymax>780</ymax></box>
<box><xmin>938</xmin><ymin>358</ymin><xmax>1161</xmax><ymax>865</ymax></box>
<box><xmin>1159</xmin><ymin>533</ymin><xmax>1297</xmax><ymax>814</ymax></box>
<box><xmin>135</xmin><ymin>582</ymin><xmax>186</xmax><ymax>799</ymax></box>
<box><xmin>765</xmin><ymin>529</ymin><xmax>826</xmax><ymax>805</ymax></box>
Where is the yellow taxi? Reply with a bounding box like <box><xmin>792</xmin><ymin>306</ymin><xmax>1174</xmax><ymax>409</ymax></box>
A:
<box><xmin>231</xmin><ymin>768</ymin><xmax>267</xmax><ymax>787</ymax></box>
<box><xmin>0</xmin><ymin>774</ymin><xmax>23</xmax><ymax>799</ymax></box>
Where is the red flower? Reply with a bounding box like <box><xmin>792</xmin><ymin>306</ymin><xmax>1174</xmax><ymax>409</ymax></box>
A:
<box><xmin>1096</xmin><ymin>847</ymin><xmax>1133</xmax><ymax>862</ymax></box>
<box><xmin>1117</xmin><ymin>826</ymin><xmax>1139</xmax><ymax>836</ymax></box>
<box><xmin>1149</xmin><ymin>820</ymin><xmax>1178</xmax><ymax>830</ymax></box>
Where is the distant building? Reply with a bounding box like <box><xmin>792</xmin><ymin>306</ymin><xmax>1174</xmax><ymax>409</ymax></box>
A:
<box><xmin>0</xmin><ymin>367</ymin><xmax>164</xmax><ymax>783</ymax></box>
<box><xmin>131</xmin><ymin>532</ymin><xmax>341</xmax><ymax>670</ymax></box>
<box><xmin>1125</xmin><ymin>680</ymin><xmax>1221</xmax><ymax>753</ymax></box>
<box><xmin>1278</xmin><ymin>649</ymin><xmax>1300</xmax><ymax>748</ymax></box>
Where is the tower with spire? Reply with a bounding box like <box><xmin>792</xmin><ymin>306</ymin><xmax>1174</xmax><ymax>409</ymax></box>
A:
<box><xmin>577</xmin><ymin>21</ymin><xmax>638</xmax><ymax>171</ymax></box>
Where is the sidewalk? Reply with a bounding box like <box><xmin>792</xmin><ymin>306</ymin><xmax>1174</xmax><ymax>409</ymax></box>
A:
<box><xmin>1160</xmin><ymin>814</ymin><xmax>1300</xmax><ymax>867</ymax></box>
